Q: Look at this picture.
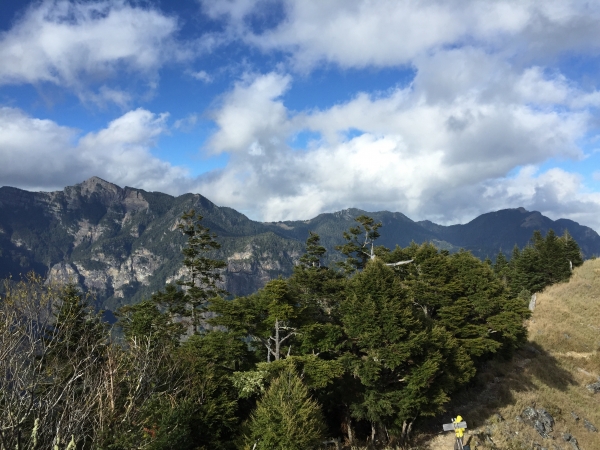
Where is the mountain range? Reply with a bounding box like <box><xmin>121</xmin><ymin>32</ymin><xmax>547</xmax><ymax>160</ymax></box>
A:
<box><xmin>1</xmin><ymin>176</ymin><xmax>599</xmax><ymax>313</ymax></box>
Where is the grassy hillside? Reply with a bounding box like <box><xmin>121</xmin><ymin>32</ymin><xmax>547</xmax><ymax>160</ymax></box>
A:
<box><xmin>418</xmin><ymin>259</ymin><xmax>600</xmax><ymax>450</ymax></box>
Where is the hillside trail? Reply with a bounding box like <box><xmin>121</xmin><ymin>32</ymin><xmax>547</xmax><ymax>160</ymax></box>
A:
<box><xmin>415</xmin><ymin>259</ymin><xmax>600</xmax><ymax>450</ymax></box>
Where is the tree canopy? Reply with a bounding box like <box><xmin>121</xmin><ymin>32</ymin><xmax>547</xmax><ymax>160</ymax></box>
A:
<box><xmin>0</xmin><ymin>213</ymin><xmax>582</xmax><ymax>449</ymax></box>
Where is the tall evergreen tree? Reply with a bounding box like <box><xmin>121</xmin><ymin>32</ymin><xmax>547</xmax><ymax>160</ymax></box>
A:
<box><xmin>336</xmin><ymin>215</ymin><xmax>382</xmax><ymax>273</ymax></box>
<box><xmin>493</xmin><ymin>250</ymin><xmax>509</xmax><ymax>286</ymax></box>
<box><xmin>210</xmin><ymin>279</ymin><xmax>303</xmax><ymax>362</ymax></box>
<box><xmin>288</xmin><ymin>232</ymin><xmax>345</xmax><ymax>357</ymax></box>
<box><xmin>561</xmin><ymin>229</ymin><xmax>583</xmax><ymax>268</ymax></box>
<box><xmin>176</xmin><ymin>209</ymin><xmax>227</xmax><ymax>330</ymax></box>
<box><xmin>340</xmin><ymin>260</ymin><xmax>474</xmax><ymax>443</ymax></box>
<box><xmin>246</xmin><ymin>367</ymin><xmax>326</xmax><ymax>450</ymax></box>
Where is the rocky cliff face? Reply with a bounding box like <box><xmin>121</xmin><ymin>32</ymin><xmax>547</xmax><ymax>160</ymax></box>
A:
<box><xmin>0</xmin><ymin>177</ymin><xmax>303</xmax><ymax>312</ymax></box>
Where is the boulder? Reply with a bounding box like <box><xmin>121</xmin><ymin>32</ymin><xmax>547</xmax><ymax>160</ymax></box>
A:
<box><xmin>586</xmin><ymin>378</ymin><xmax>600</xmax><ymax>394</ymax></box>
<box><xmin>562</xmin><ymin>433</ymin><xmax>580</xmax><ymax>450</ymax></box>
<box><xmin>522</xmin><ymin>407</ymin><xmax>554</xmax><ymax>439</ymax></box>
<box><xmin>583</xmin><ymin>418</ymin><xmax>598</xmax><ymax>432</ymax></box>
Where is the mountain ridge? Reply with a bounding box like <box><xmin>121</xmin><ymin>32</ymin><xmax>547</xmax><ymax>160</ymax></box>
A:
<box><xmin>1</xmin><ymin>177</ymin><xmax>599</xmax><ymax>313</ymax></box>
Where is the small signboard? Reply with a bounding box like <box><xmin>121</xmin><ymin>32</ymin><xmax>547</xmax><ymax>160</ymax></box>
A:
<box><xmin>443</xmin><ymin>421</ymin><xmax>467</xmax><ymax>431</ymax></box>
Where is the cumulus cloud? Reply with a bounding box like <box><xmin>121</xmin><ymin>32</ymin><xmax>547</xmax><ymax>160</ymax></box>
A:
<box><xmin>0</xmin><ymin>0</ymin><xmax>188</xmax><ymax>104</ymax></box>
<box><xmin>208</xmin><ymin>72</ymin><xmax>293</xmax><ymax>153</ymax></box>
<box><xmin>0</xmin><ymin>107</ymin><xmax>191</xmax><ymax>193</ymax></box>
<box><xmin>188</xmin><ymin>0</ymin><xmax>600</xmax><ymax>229</ymax></box>
<box><xmin>192</xmin><ymin>68</ymin><xmax>600</xmax><ymax>230</ymax></box>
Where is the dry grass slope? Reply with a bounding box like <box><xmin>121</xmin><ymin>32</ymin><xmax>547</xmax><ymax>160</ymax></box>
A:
<box><xmin>417</xmin><ymin>259</ymin><xmax>600</xmax><ymax>450</ymax></box>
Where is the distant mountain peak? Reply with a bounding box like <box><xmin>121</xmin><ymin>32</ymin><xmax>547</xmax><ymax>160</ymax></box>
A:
<box><xmin>76</xmin><ymin>176</ymin><xmax>121</xmax><ymax>195</ymax></box>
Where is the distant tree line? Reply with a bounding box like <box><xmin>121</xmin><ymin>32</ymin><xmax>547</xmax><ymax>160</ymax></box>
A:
<box><xmin>493</xmin><ymin>229</ymin><xmax>583</xmax><ymax>298</ymax></box>
<box><xmin>0</xmin><ymin>213</ymin><xmax>582</xmax><ymax>449</ymax></box>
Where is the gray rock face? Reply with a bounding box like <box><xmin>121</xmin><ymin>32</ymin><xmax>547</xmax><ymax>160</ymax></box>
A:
<box><xmin>522</xmin><ymin>407</ymin><xmax>554</xmax><ymax>439</ymax></box>
<box><xmin>0</xmin><ymin>177</ymin><xmax>304</xmax><ymax>312</ymax></box>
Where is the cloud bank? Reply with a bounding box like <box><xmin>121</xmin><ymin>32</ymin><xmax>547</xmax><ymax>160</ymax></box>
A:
<box><xmin>0</xmin><ymin>107</ymin><xmax>190</xmax><ymax>193</ymax></box>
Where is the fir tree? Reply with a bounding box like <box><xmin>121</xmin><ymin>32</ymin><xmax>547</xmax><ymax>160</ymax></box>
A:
<box><xmin>210</xmin><ymin>279</ymin><xmax>303</xmax><ymax>362</ymax></box>
<box><xmin>299</xmin><ymin>231</ymin><xmax>327</xmax><ymax>268</ymax></box>
<box><xmin>246</xmin><ymin>367</ymin><xmax>326</xmax><ymax>450</ymax></box>
<box><xmin>176</xmin><ymin>209</ymin><xmax>227</xmax><ymax>330</ymax></box>
<box><xmin>117</xmin><ymin>297</ymin><xmax>183</xmax><ymax>346</ymax></box>
<box><xmin>288</xmin><ymin>232</ymin><xmax>345</xmax><ymax>356</ymax></box>
<box><xmin>493</xmin><ymin>250</ymin><xmax>509</xmax><ymax>286</ymax></box>
<box><xmin>561</xmin><ymin>229</ymin><xmax>583</xmax><ymax>268</ymax></box>
<box><xmin>340</xmin><ymin>260</ymin><xmax>475</xmax><ymax>441</ymax></box>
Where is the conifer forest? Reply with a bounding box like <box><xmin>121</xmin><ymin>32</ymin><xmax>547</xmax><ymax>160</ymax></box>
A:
<box><xmin>0</xmin><ymin>212</ymin><xmax>583</xmax><ymax>449</ymax></box>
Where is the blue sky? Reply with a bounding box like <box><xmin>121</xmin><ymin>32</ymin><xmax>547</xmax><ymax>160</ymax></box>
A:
<box><xmin>2</xmin><ymin>1</ymin><xmax>600</xmax><ymax>231</ymax></box>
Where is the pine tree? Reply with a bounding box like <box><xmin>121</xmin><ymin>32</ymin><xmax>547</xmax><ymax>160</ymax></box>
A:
<box><xmin>340</xmin><ymin>260</ymin><xmax>475</xmax><ymax>440</ymax></box>
<box><xmin>299</xmin><ymin>231</ymin><xmax>327</xmax><ymax>268</ymax></box>
<box><xmin>494</xmin><ymin>250</ymin><xmax>509</xmax><ymax>286</ymax></box>
<box><xmin>336</xmin><ymin>215</ymin><xmax>382</xmax><ymax>273</ymax></box>
<box><xmin>247</xmin><ymin>367</ymin><xmax>326</xmax><ymax>450</ymax></box>
<box><xmin>152</xmin><ymin>209</ymin><xmax>227</xmax><ymax>333</ymax></box>
<box><xmin>561</xmin><ymin>229</ymin><xmax>583</xmax><ymax>268</ymax></box>
<box><xmin>210</xmin><ymin>279</ymin><xmax>303</xmax><ymax>362</ymax></box>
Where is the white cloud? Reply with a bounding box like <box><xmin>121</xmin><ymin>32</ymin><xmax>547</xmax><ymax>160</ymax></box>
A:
<box><xmin>192</xmin><ymin>68</ymin><xmax>600</xmax><ymax>229</ymax></box>
<box><xmin>191</xmin><ymin>0</ymin><xmax>600</xmax><ymax>227</ymax></box>
<box><xmin>0</xmin><ymin>107</ymin><xmax>191</xmax><ymax>193</ymax></box>
<box><xmin>208</xmin><ymin>72</ymin><xmax>293</xmax><ymax>153</ymax></box>
<box><xmin>0</xmin><ymin>0</ymin><xmax>188</xmax><ymax>104</ymax></box>
<box><xmin>189</xmin><ymin>70</ymin><xmax>213</xmax><ymax>83</ymax></box>
<box><xmin>173</xmin><ymin>114</ymin><xmax>200</xmax><ymax>131</ymax></box>
<box><xmin>206</xmin><ymin>0</ymin><xmax>600</xmax><ymax>70</ymax></box>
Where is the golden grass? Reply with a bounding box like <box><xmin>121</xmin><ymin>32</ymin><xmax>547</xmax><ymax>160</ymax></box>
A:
<box><xmin>414</xmin><ymin>259</ymin><xmax>600</xmax><ymax>450</ymax></box>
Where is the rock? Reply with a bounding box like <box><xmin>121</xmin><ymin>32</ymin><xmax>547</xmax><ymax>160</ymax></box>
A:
<box><xmin>562</xmin><ymin>433</ymin><xmax>580</xmax><ymax>450</ymax></box>
<box><xmin>538</xmin><ymin>408</ymin><xmax>555</xmax><ymax>431</ymax></box>
<box><xmin>521</xmin><ymin>407</ymin><xmax>554</xmax><ymax>439</ymax></box>
<box><xmin>586</xmin><ymin>378</ymin><xmax>600</xmax><ymax>393</ymax></box>
<box><xmin>529</xmin><ymin>293</ymin><xmax>537</xmax><ymax>311</ymax></box>
<box><xmin>570</xmin><ymin>411</ymin><xmax>579</xmax><ymax>422</ymax></box>
<box><xmin>583</xmin><ymin>418</ymin><xmax>598</xmax><ymax>432</ymax></box>
<box><xmin>523</xmin><ymin>406</ymin><xmax>538</xmax><ymax>422</ymax></box>
<box><xmin>534</xmin><ymin>420</ymin><xmax>551</xmax><ymax>439</ymax></box>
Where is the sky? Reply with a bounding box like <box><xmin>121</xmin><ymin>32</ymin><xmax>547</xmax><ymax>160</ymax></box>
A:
<box><xmin>2</xmin><ymin>1</ymin><xmax>600</xmax><ymax>231</ymax></box>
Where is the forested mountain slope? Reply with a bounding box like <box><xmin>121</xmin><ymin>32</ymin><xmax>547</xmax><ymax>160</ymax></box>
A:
<box><xmin>1</xmin><ymin>176</ymin><xmax>599</xmax><ymax>312</ymax></box>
